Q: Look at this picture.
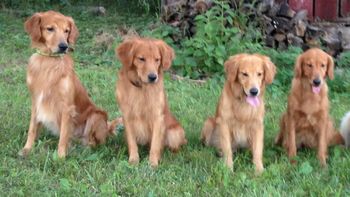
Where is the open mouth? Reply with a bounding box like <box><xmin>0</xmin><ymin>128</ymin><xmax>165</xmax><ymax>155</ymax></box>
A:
<box><xmin>311</xmin><ymin>78</ymin><xmax>321</xmax><ymax>94</ymax></box>
<box><xmin>244</xmin><ymin>90</ymin><xmax>260</xmax><ymax>107</ymax></box>
<box><xmin>244</xmin><ymin>87</ymin><xmax>260</xmax><ymax>107</ymax></box>
<box><xmin>246</xmin><ymin>95</ymin><xmax>260</xmax><ymax>107</ymax></box>
<box><xmin>312</xmin><ymin>85</ymin><xmax>321</xmax><ymax>94</ymax></box>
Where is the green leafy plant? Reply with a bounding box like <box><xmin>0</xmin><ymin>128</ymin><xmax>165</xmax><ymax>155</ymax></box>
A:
<box><xmin>171</xmin><ymin>1</ymin><xmax>263</xmax><ymax>79</ymax></box>
<box><xmin>336</xmin><ymin>51</ymin><xmax>350</xmax><ymax>67</ymax></box>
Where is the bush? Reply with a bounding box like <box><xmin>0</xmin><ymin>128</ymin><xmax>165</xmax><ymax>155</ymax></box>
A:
<box><xmin>170</xmin><ymin>1</ymin><xmax>264</xmax><ymax>79</ymax></box>
<box><xmin>336</xmin><ymin>51</ymin><xmax>350</xmax><ymax>68</ymax></box>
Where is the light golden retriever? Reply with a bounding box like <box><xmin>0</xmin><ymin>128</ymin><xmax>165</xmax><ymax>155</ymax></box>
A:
<box><xmin>201</xmin><ymin>53</ymin><xmax>276</xmax><ymax>173</ymax></box>
<box><xmin>115</xmin><ymin>37</ymin><xmax>187</xmax><ymax>167</ymax></box>
<box><xmin>20</xmin><ymin>11</ymin><xmax>120</xmax><ymax>158</ymax></box>
<box><xmin>275</xmin><ymin>48</ymin><xmax>345</xmax><ymax>167</ymax></box>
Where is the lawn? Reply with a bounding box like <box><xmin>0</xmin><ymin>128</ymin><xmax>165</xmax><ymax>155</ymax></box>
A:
<box><xmin>1</xmin><ymin>6</ymin><xmax>350</xmax><ymax>196</ymax></box>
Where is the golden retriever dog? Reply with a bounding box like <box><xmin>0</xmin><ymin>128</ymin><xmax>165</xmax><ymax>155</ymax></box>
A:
<box><xmin>200</xmin><ymin>53</ymin><xmax>276</xmax><ymax>173</ymax></box>
<box><xmin>275</xmin><ymin>48</ymin><xmax>346</xmax><ymax>167</ymax></box>
<box><xmin>20</xmin><ymin>11</ymin><xmax>120</xmax><ymax>158</ymax></box>
<box><xmin>115</xmin><ymin>38</ymin><xmax>187</xmax><ymax>167</ymax></box>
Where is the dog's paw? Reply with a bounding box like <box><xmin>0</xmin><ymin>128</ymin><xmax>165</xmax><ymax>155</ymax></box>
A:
<box><xmin>319</xmin><ymin>160</ymin><xmax>327</xmax><ymax>169</ymax></box>
<box><xmin>57</xmin><ymin>149</ymin><xmax>67</xmax><ymax>159</ymax></box>
<box><xmin>128</xmin><ymin>155</ymin><xmax>139</xmax><ymax>165</ymax></box>
<box><xmin>149</xmin><ymin>155</ymin><xmax>160</xmax><ymax>168</ymax></box>
<box><xmin>255</xmin><ymin>166</ymin><xmax>264</xmax><ymax>175</ymax></box>
<box><xmin>18</xmin><ymin>148</ymin><xmax>30</xmax><ymax>158</ymax></box>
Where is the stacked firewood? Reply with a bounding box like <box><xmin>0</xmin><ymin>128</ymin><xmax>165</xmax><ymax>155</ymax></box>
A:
<box><xmin>258</xmin><ymin>0</ymin><xmax>350</xmax><ymax>56</ymax></box>
<box><xmin>161</xmin><ymin>0</ymin><xmax>350</xmax><ymax>56</ymax></box>
<box><xmin>161</xmin><ymin>0</ymin><xmax>214</xmax><ymax>40</ymax></box>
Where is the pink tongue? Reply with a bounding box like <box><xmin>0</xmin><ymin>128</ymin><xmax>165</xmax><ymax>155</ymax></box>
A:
<box><xmin>246</xmin><ymin>96</ymin><xmax>260</xmax><ymax>107</ymax></box>
<box><xmin>312</xmin><ymin>86</ymin><xmax>321</xmax><ymax>94</ymax></box>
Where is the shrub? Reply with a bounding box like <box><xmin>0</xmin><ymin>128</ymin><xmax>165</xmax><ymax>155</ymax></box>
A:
<box><xmin>170</xmin><ymin>1</ymin><xmax>264</xmax><ymax>79</ymax></box>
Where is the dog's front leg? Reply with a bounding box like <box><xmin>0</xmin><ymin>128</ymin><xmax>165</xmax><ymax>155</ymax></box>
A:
<box><xmin>149</xmin><ymin>117</ymin><xmax>165</xmax><ymax>167</ymax></box>
<box><xmin>316</xmin><ymin>122</ymin><xmax>328</xmax><ymax>167</ymax></box>
<box><xmin>286</xmin><ymin>113</ymin><xmax>297</xmax><ymax>162</ymax></box>
<box><xmin>19</xmin><ymin>104</ymin><xmax>40</xmax><ymax>157</ymax></box>
<box><xmin>251</xmin><ymin>124</ymin><xmax>264</xmax><ymax>174</ymax></box>
<box><xmin>57</xmin><ymin>106</ymin><xmax>74</xmax><ymax>158</ymax></box>
<box><xmin>219</xmin><ymin>121</ymin><xmax>233</xmax><ymax>169</ymax></box>
<box><xmin>124</xmin><ymin>119</ymin><xmax>139</xmax><ymax>165</ymax></box>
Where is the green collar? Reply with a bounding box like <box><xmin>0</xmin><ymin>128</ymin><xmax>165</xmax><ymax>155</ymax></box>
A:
<box><xmin>35</xmin><ymin>49</ymin><xmax>66</xmax><ymax>57</ymax></box>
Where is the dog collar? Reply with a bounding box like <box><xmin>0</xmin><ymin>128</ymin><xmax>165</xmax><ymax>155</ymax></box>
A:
<box><xmin>35</xmin><ymin>49</ymin><xmax>66</xmax><ymax>57</ymax></box>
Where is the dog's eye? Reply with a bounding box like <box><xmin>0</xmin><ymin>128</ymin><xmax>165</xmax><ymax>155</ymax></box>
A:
<box><xmin>257</xmin><ymin>72</ymin><xmax>262</xmax><ymax>77</ymax></box>
<box><xmin>155</xmin><ymin>58</ymin><xmax>160</xmax><ymax>62</ymax></box>
<box><xmin>138</xmin><ymin>57</ymin><xmax>145</xmax><ymax>62</ymax></box>
<box><xmin>47</xmin><ymin>27</ymin><xmax>54</xmax><ymax>32</ymax></box>
<box><xmin>307</xmin><ymin>64</ymin><xmax>312</xmax><ymax>68</ymax></box>
<box><xmin>242</xmin><ymin>72</ymin><xmax>248</xmax><ymax>77</ymax></box>
<box><xmin>64</xmin><ymin>29</ymin><xmax>69</xmax><ymax>34</ymax></box>
<box><xmin>321</xmin><ymin>64</ymin><xmax>326</xmax><ymax>68</ymax></box>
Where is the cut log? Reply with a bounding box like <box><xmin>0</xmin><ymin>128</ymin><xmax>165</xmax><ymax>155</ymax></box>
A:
<box><xmin>339</xmin><ymin>27</ymin><xmax>350</xmax><ymax>51</ymax></box>
<box><xmin>274</xmin><ymin>32</ymin><xmax>286</xmax><ymax>42</ymax></box>
<box><xmin>277</xmin><ymin>2</ymin><xmax>296</xmax><ymax>19</ymax></box>
<box><xmin>287</xmin><ymin>33</ymin><xmax>304</xmax><ymax>48</ymax></box>
<box><xmin>265</xmin><ymin>35</ymin><xmax>276</xmax><ymax>48</ymax></box>
<box><xmin>294</xmin><ymin>20</ymin><xmax>307</xmax><ymax>37</ymax></box>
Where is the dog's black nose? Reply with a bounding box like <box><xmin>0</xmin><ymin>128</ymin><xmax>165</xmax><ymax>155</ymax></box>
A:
<box><xmin>249</xmin><ymin>87</ymin><xmax>259</xmax><ymax>96</ymax></box>
<box><xmin>313</xmin><ymin>78</ymin><xmax>321</xmax><ymax>86</ymax></box>
<box><xmin>148</xmin><ymin>73</ymin><xmax>158</xmax><ymax>82</ymax></box>
<box><xmin>58</xmin><ymin>43</ymin><xmax>68</xmax><ymax>52</ymax></box>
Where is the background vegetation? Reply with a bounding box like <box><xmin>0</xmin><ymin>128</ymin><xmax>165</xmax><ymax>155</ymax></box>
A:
<box><xmin>1</xmin><ymin>0</ymin><xmax>350</xmax><ymax>196</ymax></box>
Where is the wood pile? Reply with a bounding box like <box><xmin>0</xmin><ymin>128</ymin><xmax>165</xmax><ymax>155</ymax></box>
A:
<box><xmin>161</xmin><ymin>0</ymin><xmax>350</xmax><ymax>56</ymax></box>
<box><xmin>161</xmin><ymin>0</ymin><xmax>213</xmax><ymax>40</ymax></box>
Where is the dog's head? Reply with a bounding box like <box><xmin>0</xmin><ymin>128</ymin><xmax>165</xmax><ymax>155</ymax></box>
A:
<box><xmin>294</xmin><ymin>48</ymin><xmax>334</xmax><ymax>94</ymax></box>
<box><xmin>224</xmin><ymin>54</ymin><xmax>276</xmax><ymax>107</ymax></box>
<box><xmin>24</xmin><ymin>10</ymin><xmax>79</xmax><ymax>54</ymax></box>
<box><xmin>116</xmin><ymin>38</ymin><xmax>175</xmax><ymax>85</ymax></box>
<box><xmin>83</xmin><ymin>111</ymin><xmax>121</xmax><ymax>147</ymax></box>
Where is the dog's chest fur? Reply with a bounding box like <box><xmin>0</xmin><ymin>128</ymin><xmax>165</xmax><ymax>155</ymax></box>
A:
<box><xmin>117</xmin><ymin>79</ymin><xmax>165</xmax><ymax>145</ymax></box>
<box><xmin>27</xmin><ymin>55</ymin><xmax>74</xmax><ymax>135</ymax></box>
<box><xmin>219</xmin><ymin>90</ymin><xmax>264</xmax><ymax>148</ymax></box>
<box><xmin>293</xmin><ymin>84</ymin><xmax>329</xmax><ymax>129</ymax></box>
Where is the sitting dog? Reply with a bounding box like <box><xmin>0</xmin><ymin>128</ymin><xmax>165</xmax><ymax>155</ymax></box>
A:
<box><xmin>201</xmin><ymin>53</ymin><xmax>276</xmax><ymax>173</ymax></box>
<box><xmin>275</xmin><ymin>48</ymin><xmax>346</xmax><ymax>167</ymax></box>
<box><xmin>20</xmin><ymin>11</ymin><xmax>120</xmax><ymax>158</ymax></box>
<box><xmin>115</xmin><ymin>37</ymin><xmax>187</xmax><ymax>167</ymax></box>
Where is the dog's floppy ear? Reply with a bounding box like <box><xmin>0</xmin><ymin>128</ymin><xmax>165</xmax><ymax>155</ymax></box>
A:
<box><xmin>326</xmin><ymin>54</ymin><xmax>334</xmax><ymax>80</ymax></box>
<box><xmin>155</xmin><ymin>40</ymin><xmax>175</xmax><ymax>70</ymax></box>
<box><xmin>116</xmin><ymin>39</ymin><xmax>137</xmax><ymax>67</ymax></box>
<box><xmin>261</xmin><ymin>55</ymin><xmax>276</xmax><ymax>84</ymax></box>
<box><xmin>224</xmin><ymin>54</ymin><xmax>244</xmax><ymax>80</ymax></box>
<box><xmin>67</xmin><ymin>16</ymin><xmax>79</xmax><ymax>46</ymax></box>
<box><xmin>294</xmin><ymin>54</ymin><xmax>303</xmax><ymax>78</ymax></box>
<box><xmin>24</xmin><ymin>12</ymin><xmax>42</xmax><ymax>43</ymax></box>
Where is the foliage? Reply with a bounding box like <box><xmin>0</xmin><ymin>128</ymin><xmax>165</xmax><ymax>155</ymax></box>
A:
<box><xmin>169</xmin><ymin>1</ymin><xmax>263</xmax><ymax>78</ymax></box>
<box><xmin>336</xmin><ymin>51</ymin><xmax>350</xmax><ymax>67</ymax></box>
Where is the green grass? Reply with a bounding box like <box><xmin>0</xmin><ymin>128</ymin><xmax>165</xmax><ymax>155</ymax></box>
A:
<box><xmin>1</xmin><ymin>8</ymin><xmax>350</xmax><ymax>196</ymax></box>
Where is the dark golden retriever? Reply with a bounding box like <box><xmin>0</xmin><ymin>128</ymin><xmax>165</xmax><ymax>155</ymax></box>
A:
<box><xmin>20</xmin><ymin>11</ymin><xmax>120</xmax><ymax>158</ymax></box>
<box><xmin>201</xmin><ymin>53</ymin><xmax>276</xmax><ymax>173</ymax></box>
<box><xmin>115</xmin><ymin>37</ymin><xmax>187</xmax><ymax>167</ymax></box>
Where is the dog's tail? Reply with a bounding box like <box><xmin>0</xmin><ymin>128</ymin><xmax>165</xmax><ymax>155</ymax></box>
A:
<box><xmin>340</xmin><ymin>112</ymin><xmax>350</xmax><ymax>147</ymax></box>
<box><xmin>165</xmin><ymin>125</ymin><xmax>187</xmax><ymax>152</ymax></box>
<box><xmin>200</xmin><ymin>117</ymin><xmax>216</xmax><ymax>146</ymax></box>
